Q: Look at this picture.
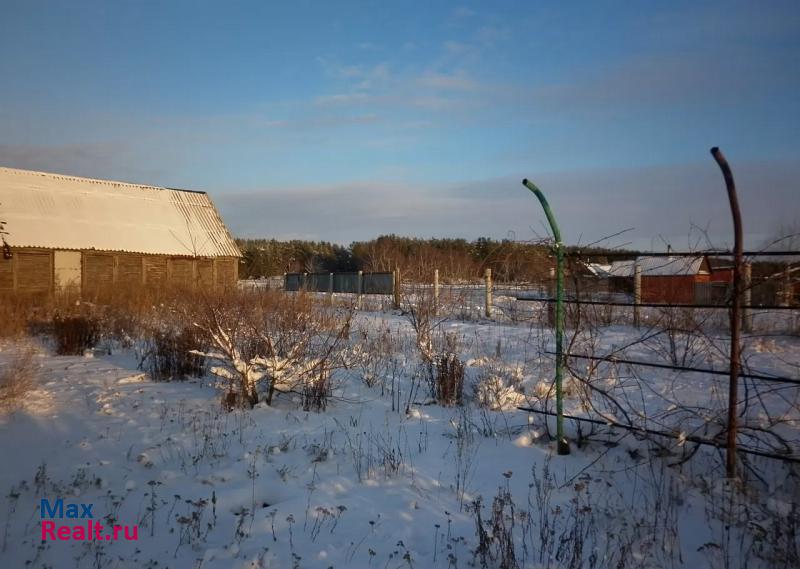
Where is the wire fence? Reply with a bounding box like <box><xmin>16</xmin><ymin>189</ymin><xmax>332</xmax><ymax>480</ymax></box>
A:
<box><xmin>512</xmin><ymin>248</ymin><xmax>800</xmax><ymax>469</ymax></box>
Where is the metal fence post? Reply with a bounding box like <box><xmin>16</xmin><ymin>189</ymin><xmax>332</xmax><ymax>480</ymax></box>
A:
<box><xmin>484</xmin><ymin>268</ymin><xmax>492</xmax><ymax>318</ymax></box>
<box><xmin>633</xmin><ymin>262</ymin><xmax>642</xmax><ymax>327</ymax></box>
<box><xmin>523</xmin><ymin>178</ymin><xmax>570</xmax><ymax>455</ymax></box>
<box><xmin>547</xmin><ymin>267</ymin><xmax>556</xmax><ymax>327</ymax></box>
<box><xmin>711</xmin><ymin>146</ymin><xmax>742</xmax><ymax>479</ymax></box>
<box><xmin>328</xmin><ymin>272</ymin><xmax>334</xmax><ymax>305</ymax></box>
<box><xmin>434</xmin><ymin>269</ymin><xmax>440</xmax><ymax>316</ymax></box>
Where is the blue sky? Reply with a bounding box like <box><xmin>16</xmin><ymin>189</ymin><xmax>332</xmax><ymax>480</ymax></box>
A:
<box><xmin>1</xmin><ymin>1</ymin><xmax>798</xmax><ymax>248</ymax></box>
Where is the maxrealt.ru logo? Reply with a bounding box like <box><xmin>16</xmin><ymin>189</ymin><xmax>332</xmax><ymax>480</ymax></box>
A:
<box><xmin>40</xmin><ymin>498</ymin><xmax>138</xmax><ymax>541</ymax></box>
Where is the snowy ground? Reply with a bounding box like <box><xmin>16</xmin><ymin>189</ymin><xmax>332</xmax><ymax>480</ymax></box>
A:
<box><xmin>0</xmin><ymin>309</ymin><xmax>798</xmax><ymax>569</ymax></box>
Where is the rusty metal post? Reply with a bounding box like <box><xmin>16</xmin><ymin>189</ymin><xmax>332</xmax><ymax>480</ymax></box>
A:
<box><xmin>633</xmin><ymin>262</ymin><xmax>642</xmax><ymax>327</ymax></box>
<box><xmin>711</xmin><ymin>146</ymin><xmax>742</xmax><ymax>479</ymax></box>
<box><xmin>743</xmin><ymin>263</ymin><xmax>752</xmax><ymax>332</ymax></box>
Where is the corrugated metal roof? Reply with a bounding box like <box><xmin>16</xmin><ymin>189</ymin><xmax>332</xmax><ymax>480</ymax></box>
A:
<box><xmin>637</xmin><ymin>256</ymin><xmax>705</xmax><ymax>276</ymax></box>
<box><xmin>0</xmin><ymin>167</ymin><xmax>241</xmax><ymax>257</ymax></box>
<box><xmin>608</xmin><ymin>260</ymin><xmax>636</xmax><ymax>277</ymax></box>
<box><xmin>593</xmin><ymin>257</ymin><xmax>706</xmax><ymax>277</ymax></box>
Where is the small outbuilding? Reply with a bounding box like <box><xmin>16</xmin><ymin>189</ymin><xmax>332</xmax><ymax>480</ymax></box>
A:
<box><xmin>587</xmin><ymin>255</ymin><xmax>733</xmax><ymax>304</ymax></box>
<box><xmin>0</xmin><ymin>166</ymin><xmax>241</xmax><ymax>298</ymax></box>
<box><xmin>636</xmin><ymin>256</ymin><xmax>713</xmax><ymax>304</ymax></box>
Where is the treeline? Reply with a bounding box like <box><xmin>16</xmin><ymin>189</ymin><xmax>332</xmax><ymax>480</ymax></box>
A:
<box><xmin>237</xmin><ymin>235</ymin><xmax>565</xmax><ymax>282</ymax></box>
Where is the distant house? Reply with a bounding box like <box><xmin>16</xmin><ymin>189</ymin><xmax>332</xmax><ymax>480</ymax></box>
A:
<box><xmin>0</xmin><ymin>167</ymin><xmax>241</xmax><ymax>298</ymax></box>
<box><xmin>636</xmin><ymin>256</ymin><xmax>713</xmax><ymax>304</ymax></box>
<box><xmin>588</xmin><ymin>255</ymin><xmax>733</xmax><ymax>304</ymax></box>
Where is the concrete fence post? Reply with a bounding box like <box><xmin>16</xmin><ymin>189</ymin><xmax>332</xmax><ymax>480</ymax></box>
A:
<box><xmin>283</xmin><ymin>272</ymin><xmax>287</xmax><ymax>291</ymax></box>
<box><xmin>393</xmin><ymin>269</ymin><xmax>401</xmax><ymax>309</ymax></box>
<box><xmin>357</xmin><ymin>270</ymin><xmax>363</xmax><ymax>309</ymax></box>
<box><xmin>433</xmin><ymin>269</ymin><xmax>440</xmax><ymax>316</ymax></box>
<box><xmin>328</xmin><ymin>272</ymin><xmax>334</xmax><ymax>305</ymax></box>
<box><xmin>633</xmin><ymin>262</ymin><xmax>642</xmax><ymax>327</ymax></box>
<box><xmin>485</xmin><ymin>268</ymin><xmax>492</xmax><ymax>318</ymax></box>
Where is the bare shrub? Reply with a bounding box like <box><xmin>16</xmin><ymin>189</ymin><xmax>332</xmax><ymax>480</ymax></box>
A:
<box><xmin>302</xmin><ymin>366</ymin><xmax>331</xmax><ymax>412</ymax></box>
<box><xmin>194</xmin><ymin>289</ymin><xmax>354</xmax><ymax>409</ymax></box>
<box><xmin>0</xmin><ymin>345</ymin><xmax>38</xmax><ymax>412</ymax></box>
<box><xmin>404</xmin><ymin>287</ymin><xmax>470</xmax><ymax>407</ymax></box>
<box><xmin>403</xmin><ymin>286</ymin><xmax>440</xmax><ymax>367</ymax></box>
<box><xmin>435</xmin><ymin>353</ymin><xmax>465</xmax><ymax>406</ymax></box>
<box><xmin>474</xmin><ymin>362</ymin><xmax>525</xmax><ymax>411</ymax></box>
<box><xmin>352</xmin><ymin>323</ymin><xmax>394</xmax><ymax>388</ymax></box>
<box><xmin>145</xmin><ymin>326</ymin><xmax>207</xmax><ymax>381</ymax></box>
<box><xmin>52</xmin><ymin>314</ymin><xmax>100</xmax><ymax>355</ymax></box>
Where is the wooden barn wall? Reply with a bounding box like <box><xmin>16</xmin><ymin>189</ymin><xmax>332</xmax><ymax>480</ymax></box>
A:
<box><xmin>0</xmin><ymin>254</ymin><xmax>14</xmax><ymax>291</ymax></box>
<box><xmin>82</xmin><ymin>253</ymin><xmax>115</xmax><ymax>297</ymax></box>
<box><xmin>143</xmin><ymin>256</ymin><xmax>168</xmax><ymax>287</ymax></box>
<box><xmin>0</xmin><ymin>248</ymin><xmax>238</xmax><ymax>296</ymax></box>
<box><xmin>168</xmin><ymin>258</ymin><xmax>194</xmax><ymax>287</ymax></box>
<box><xmin>197</xmin><ymin>259</ymin><xmax>214</xmax><ymax>288</ymax></box>
<box><xmin>214</xmin><ymin>258</ymin><xmax>237</xmax><ymax>289</ymax></box>
<box><xmin>116</xmin><ymin>254</ymin><xmax>143</xmax><ymax>286</ymax></box>
<box><xmin>0</xmin><ymin>249</ymin><xmax>53</xmax><ymax>294</ymax></box>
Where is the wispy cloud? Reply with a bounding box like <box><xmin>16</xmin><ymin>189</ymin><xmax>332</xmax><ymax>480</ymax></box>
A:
<box><xmin>416</xmin><ymin>72</ymin><xmax>478</xmax><ymax>91</ymax></box>
<box><xmin>452</xmin><ymin>6</ymin><xmax>476</xmax><ymax>19</ymax></box>
<box><xmin>314</xmin><ymin>93</ymin><xmax>375</xmax><ymax>107</ymax></box>
<box><xmin>529</xmin><ymin>51</ymin><xmax>798</xmax><ymax>113</ymax></box>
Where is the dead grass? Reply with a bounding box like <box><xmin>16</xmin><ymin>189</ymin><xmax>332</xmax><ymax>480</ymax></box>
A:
<box><xmin>0</xmin><ymin>345</ymin><xmax>39</xmax><ymax>412</ymax></box>
<box><xmin>0</xmin><ymin>294</ymin><xmax>51</xmax><ymax>338</ymax></box>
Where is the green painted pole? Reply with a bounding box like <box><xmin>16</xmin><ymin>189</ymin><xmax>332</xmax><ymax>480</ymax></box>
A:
<box><xmin>522</xmin><ymin>179</ymin><xmax>570</xmax><ymax>455</ymax></box>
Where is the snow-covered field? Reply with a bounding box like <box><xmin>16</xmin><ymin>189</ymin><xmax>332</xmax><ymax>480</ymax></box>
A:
<box><xmin>0</xmin><ymin>307</ymin><xmax>798</xmax><ymax>569</ymax></box>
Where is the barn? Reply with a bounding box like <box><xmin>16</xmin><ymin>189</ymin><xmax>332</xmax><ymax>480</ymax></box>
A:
<box><xmin>0</xmin><ymin>166</ymin><xmax>241</xmax><ymax>298</ymax></box>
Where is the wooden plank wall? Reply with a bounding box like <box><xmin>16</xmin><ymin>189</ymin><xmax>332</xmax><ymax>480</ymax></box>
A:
<box><xmin>0</xmin><ymin>248</ymin><xmax>238</xmax><ymax>296</ymax></box>
<box><xmin>0</xmin><ymin>249</ymin><xmax>53</xmax><ymax>294</ymax></box>
<box><xmin>0</xmin><ymin>254</ymin><xmax>14</xmax><ymax>291</ymax></box>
